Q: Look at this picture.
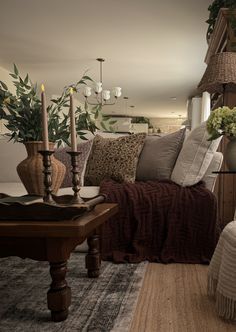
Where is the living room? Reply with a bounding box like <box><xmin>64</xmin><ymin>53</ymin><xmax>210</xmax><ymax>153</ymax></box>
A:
<box><xmin>1</xmin><ymin>0</ymin><xmax>236</xmax><ymax>331</ymax></box>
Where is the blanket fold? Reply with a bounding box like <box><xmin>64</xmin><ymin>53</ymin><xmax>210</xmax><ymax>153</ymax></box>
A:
<box><xmin>99</xmin><ymin>179</ymin><xmax>219</xmax><ymax>264</ymax></box>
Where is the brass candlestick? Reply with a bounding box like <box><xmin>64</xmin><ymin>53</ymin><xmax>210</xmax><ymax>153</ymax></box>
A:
<box><xmin>39</xmin><ymin>150</ymin><xmax>55</xmax><ymax>204</ymax></box>
<box><xmin>67</xmin><ymin>151</ymin><xmax>84</xmax><ymax>204</ymax></box>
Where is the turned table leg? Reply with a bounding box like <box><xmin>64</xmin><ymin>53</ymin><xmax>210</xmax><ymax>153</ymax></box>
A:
<box><xmin>86</xmin><ymin>231</ymin><xmax>101</xmax><ymax>278</ymax></box>
<box><xmin>47</xmin><ymin>261</ymin><xmax>71</xmax><ymax>322</ymax></box>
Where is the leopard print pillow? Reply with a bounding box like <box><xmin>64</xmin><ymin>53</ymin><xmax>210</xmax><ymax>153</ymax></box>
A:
<box><xmin>84</xmin><ymin>133</ymin><xmax>146</xmax><ymax>186</ymax></box>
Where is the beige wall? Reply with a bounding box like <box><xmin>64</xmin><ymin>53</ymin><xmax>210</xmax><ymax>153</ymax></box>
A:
<box><xmin>149</xmin><ymin>117</ymin><xmax>186</xmax><ymax>134</ymax></box>
<box><xmin>0</xmin><ymin>66</ymin><xmax>15</xmax><ymax>91</ymax></box>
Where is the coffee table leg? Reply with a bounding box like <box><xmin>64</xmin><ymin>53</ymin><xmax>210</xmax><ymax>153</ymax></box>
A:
<box><xmin>86</xmin><ymin>231</ymin><xmax>101</xmax><ymax>278</ymax></box>
<box><xmin>47</xmin><ymin>261</ymin><xmax>71</xmax><ymax>322</ymax></box>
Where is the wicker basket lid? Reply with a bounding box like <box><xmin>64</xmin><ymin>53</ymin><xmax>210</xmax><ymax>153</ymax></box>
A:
<box><xmin>198</xmin><ymin>52</ymin><xmax>236</xmax><ymax>93</ymax></box>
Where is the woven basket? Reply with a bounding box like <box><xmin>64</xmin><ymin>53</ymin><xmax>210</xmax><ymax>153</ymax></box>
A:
<box><xmin>198</xmin><ymin>52</ymin><xmax>236</xmax><ymax>93</ymax></box>
<box><xmin>17</xmin><ymin>141</ymin><xmax>66</xmax><ymax>196</ymax></box>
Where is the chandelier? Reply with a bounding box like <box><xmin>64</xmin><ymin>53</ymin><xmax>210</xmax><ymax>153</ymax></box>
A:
<box><xmin>83</xmin><ymin>58</ymin><xmax>122</xmax><ymax>106</ymax></box>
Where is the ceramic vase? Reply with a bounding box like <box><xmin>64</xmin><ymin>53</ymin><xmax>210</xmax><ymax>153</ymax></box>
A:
<box><xmin>17</xmin><ymin>141</ymin><xmax>66</xmax><ymax>196</ymax></box>
<box><xmin>225</xmin><ymin>137</ymin><xmax>236</xmax><ymax>171</ymax></box>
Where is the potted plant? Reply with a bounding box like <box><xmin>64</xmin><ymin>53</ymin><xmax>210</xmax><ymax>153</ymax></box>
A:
<box><xmin>207</xmin><ymin>106</ymin><xmax>236</xmax><ymax>170</ymax></box>
<box><xmin>206</xmin><ymin>0</ymin><xmax>236</xmax><ymax>42</ymax></box>
<box><xmin>0</xmin><ymin>65</ymin><xmax>100</xmax><ymax>194</ymax></box>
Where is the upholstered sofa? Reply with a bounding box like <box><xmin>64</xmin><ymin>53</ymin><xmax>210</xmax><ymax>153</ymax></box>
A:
<box><xmin>0</xmin><ymin>123</ymin><xmax>222</xmax><ymax>194</ymax></box>
<box><xmin>0</xmin><ymin>122</ymin><xmax>223</xmax><ymax>263</ymax></box>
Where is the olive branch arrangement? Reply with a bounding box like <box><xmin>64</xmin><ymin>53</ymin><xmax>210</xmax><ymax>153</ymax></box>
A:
<box><xmin>0</xmin><ymin>64</ymin><xmax>116</xmax><ymax>146</ymax></box>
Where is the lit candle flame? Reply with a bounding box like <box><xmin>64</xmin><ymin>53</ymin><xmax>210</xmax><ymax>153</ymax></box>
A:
<box><xmin>70</xmin><ymin>87</ymin><xmax>73</xmax><ymax>95</ymax></box>
<box><xmin>41</xmin><ymin>84</ymin><xmax>45</xmax><ymax>92</ymax></box>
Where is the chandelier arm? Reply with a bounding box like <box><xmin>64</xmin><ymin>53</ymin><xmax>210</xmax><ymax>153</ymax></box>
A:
<box><xmin>104</xmin><ymin>99</ymin><xmax>117</xmax><ymax>106</ymax></box>
<box><xmin>85</xmin><ymin>99</ymin><xmax>102</xmax><ymax>106</ymax></box>
<box><xmin>86</xmin><ymin>99</ymin><xmax>116</xmax><ymax>106</ymax></box>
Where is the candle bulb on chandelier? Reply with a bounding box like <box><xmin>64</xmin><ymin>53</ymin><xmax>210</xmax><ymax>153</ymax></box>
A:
<box><xmin>84</xmin><ymin>86</ymin><xmax>92</xmax><ymax>97</ymax></box>
<box><xmin>41</xmin><ymin>84</ymin><xmax>49</xmax><ymax>151</ymax></box>
<box><xmin>95</xmin><ymin>82</ymin><xmax>102</xmax><ymax>94</ymax></box>
<box><xmin>113</xmin><ymin>87</ymin><xmax>122</xmax><ymax>98</ymax></box>
<box><xmin>102</xmin><ymin>90</ymin><xmax>111</xmax><ymax>101</ymax></box>
<box><xmin>69</xmin><ymin>88</ymin><xmax>77</xmax><ymax>152</ymax></box>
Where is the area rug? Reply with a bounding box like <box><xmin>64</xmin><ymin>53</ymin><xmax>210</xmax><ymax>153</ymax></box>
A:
<box><xmin>0</xmin><ymin>253</ymin><xmax>147</xmax><ymax>332</ymax></box>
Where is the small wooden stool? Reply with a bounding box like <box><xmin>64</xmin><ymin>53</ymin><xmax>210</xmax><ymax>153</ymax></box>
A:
<box><xmin>208</xmin><ymin>220</ymin><xmax>236</xmax><ymax>320</ymax></box>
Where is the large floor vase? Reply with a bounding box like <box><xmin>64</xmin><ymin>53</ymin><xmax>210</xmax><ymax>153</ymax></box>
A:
<box><xmin>17</xmin><ymin>141</ymin><xmax>66</xmax><ymax>196</ymax></box>
<box><xmin>225</xmin><ymin>137</ymin><xmax>236</xmax><ymax>171</ymax></box>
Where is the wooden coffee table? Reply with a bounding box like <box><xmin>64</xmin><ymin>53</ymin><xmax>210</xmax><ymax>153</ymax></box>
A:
<box><xmin>0</xmin><ymin>203</ymin><xmax>118</xmax><ymax>322</ymax></box>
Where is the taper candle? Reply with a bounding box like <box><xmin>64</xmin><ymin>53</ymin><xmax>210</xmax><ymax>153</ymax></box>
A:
<box><xmin>41</xmin><ymin>84</ymin><xmax>49</xmax><ymax>150</ymax></box>
<box><xmin>69</xmin><ymin>88</ymin><xmax>77</xmax><ymax>151</ymax></box>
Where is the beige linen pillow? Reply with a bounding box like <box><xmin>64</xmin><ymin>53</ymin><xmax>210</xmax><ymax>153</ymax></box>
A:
<box><xmin>84</xmin><ymin>133</ymin><xmax>146</xmax><ymax>186</ymax></box>
<box><xmin>136</xmin><ymin>129</ymin><xmax>186</xmax><ymax>181</ymax></box>
<box><xmin>171</xmin><ymin>122</ymin><xmax>222</xmax><ymax>186</ymax></box>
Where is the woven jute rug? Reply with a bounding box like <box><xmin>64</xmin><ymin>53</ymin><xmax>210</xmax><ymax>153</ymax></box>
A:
<box><xmin>0</xmin><ymin>252</ymin><xmax>147</xmax><ymax>332</ymax></box>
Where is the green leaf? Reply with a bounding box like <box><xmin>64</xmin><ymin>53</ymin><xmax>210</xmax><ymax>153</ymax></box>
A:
<box><xmin>0</xmin><ymin>81</ymin><xmax>8</xmax><ymax>90</ymax></box>
<box><xmin>109</xmin><ymin>125</ymin><xmax>115</xmax><ymax>132</ymax></box>
<box><xmin>92</xmin><ymin>105</ymin><xmax>99</xmax><ymax>111</ymax></box>
<box><xmin>100</xmin><ymin>121</ymin><xmax>107</xmax><ymax>131</ymax></box>
<box><xmin>24</xmin><ymin>74</ymin><xmax>29</xmax><ymax>84</ymax></box>
<box><xmin>9</xmin><ymin>73</ymin><xmax>18</xmax><ymax>79</ymax></box>
<box><xmin>94</xmin><ymin>110</ymin><xmax>99</xmax><ymax>119</ymax></box>
<box><xmin>13</xmin><ymin>64</ymin><xmax>19</xmax><ymax>76</ymax></box>
<box><xmin>82</xmin><ymin>75</ymin><xmax>93</xmax><ymax>82</ymax></box>
<box><xmin>51</xmin><ymin>99</ymin><xmax>59</xmax><ymax>104</ymax></box>
<box><xmin>108</xmin><ymin>120</ymin><xmax>117</xmax><ymax>125</ymax></box>
<box><xmin>79</xmin><ymin>135</ymin><xmax>88</xmax><ymax>140</ymax></box>
<box><xmin>0</xmin><ymin>109</ymin><xmax>6</xmax><ymax>119</ymax></box>
<box><xmin>102</xmin><ymin>116</ymin><xmax>110</xmax><ymax>122</ymax></box>
<box><xmin>77</xmin><ymin>80</ymin><xmax>86</xmax><ymax>85</ymax></box>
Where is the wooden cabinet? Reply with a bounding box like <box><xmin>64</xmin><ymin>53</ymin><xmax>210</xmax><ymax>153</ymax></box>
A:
<box><xmin>207</xmin><ymin>9</ymin><xmax>236</xmax><ymax>227</ymax></box>
<box><xmin>205</xmin><ymin>9</ymin><xmax>236</xmax><ymax>64</ymax></box>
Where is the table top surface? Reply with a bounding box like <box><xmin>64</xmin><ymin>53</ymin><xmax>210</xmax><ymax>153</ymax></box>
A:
<box><xmin>0</xmin><ymin>203</ymin><xmax>118</xmax><ymax>238</ymax></box>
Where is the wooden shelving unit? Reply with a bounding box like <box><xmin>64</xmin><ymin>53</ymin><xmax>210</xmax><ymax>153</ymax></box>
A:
<box><xmin>205</xmin><ymin>9</ymin><xmax>236</xmax><ymax>64</ymax></box>
<box><xmin>207</xmin><ymin>9</ymin><xmax>236</xmax><ymax>227</ymax></box>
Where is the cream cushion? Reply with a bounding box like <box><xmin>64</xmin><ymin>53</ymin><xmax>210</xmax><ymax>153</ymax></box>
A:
<box><xmin>171</xmin><ymin>122</ymin><xmax>222</xmax><ymax>186</ymax></box>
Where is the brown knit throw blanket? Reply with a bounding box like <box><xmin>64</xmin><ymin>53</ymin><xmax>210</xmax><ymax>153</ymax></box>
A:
<box><xmin>99</xmin><ymin>179</ymin><xmax>219</xmax><ymax>264</ymax></box>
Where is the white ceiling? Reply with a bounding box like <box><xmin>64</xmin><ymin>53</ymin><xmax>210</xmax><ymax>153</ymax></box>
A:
<box><xmin>0</xmin><ymin>0</ymin><xmax>212</xmax><ymax>118</ymax></box>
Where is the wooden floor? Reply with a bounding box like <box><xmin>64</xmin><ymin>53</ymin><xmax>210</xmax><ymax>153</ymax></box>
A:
<box><xmin>130</xmin><ymin>264</ymin><xmax>236</xmax><ymax>332</ymax></box>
